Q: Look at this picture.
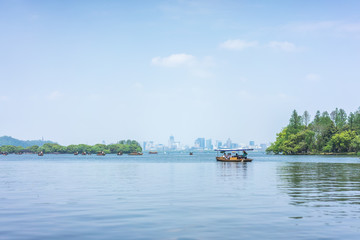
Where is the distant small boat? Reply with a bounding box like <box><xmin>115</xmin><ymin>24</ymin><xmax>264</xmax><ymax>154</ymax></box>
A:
<box><xmin>128</xmin><ymin>152</ymin><xmax>143</xmax><ymax>155</ymax></box>
<box><xmin>38</xmin><ymin>151</ymin><xmax>44</xmax><ymax>156</ymax></box>
<box><xmin>149</xmin><ymin>151</ymin><xmax>158</xmax><ymax>154</ymax></box>
<box><xmin>74</xmin><ymin>152</ymin><xmax>79</xmax><ymax>155</ymax></box>
<box><xmin>189</xmin><ymin>152</ymin><xmax>193</xmax><ymax>155</ymax></box>
<box><xmin>81</xmin><ymin>152</ymin><xmax>86</xmax><ymax>155</ymax></box>
<box><xmin>97</xmin><ymin>151</ymin><xmax>106</xmax><ymax>156</ymax></box>
<box><xmin>117</xmin><ymin>152</ymin><xmax>123</xmax><ymax>155</ymax></box>
<box><xmin>2</xmin><ymin>152</ymin><xmax>9</xmax><ymax>156</ymax></box>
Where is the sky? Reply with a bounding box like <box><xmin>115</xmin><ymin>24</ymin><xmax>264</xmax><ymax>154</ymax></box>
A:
<box><xmin>1</xmin><ymin>0</ymin><xmax>360</xmax><ymax>146</ymax></box>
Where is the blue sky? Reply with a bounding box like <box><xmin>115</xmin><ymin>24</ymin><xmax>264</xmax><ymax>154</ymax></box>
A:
<box><xmin>1</xmin><ymin>0</ymin><xmax>360</xmax><ymax>146</ymax></box>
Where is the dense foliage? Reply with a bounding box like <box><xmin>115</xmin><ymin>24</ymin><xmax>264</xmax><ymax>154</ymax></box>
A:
<box><xmin>267</xmin><ymin>108</ymin><xmax>360</xmax><ymax>155</ymax></box>
<box><xmin>0</xmin><ymin>140</ymin><xmax>142</xmax><ymax>154</ymax></box>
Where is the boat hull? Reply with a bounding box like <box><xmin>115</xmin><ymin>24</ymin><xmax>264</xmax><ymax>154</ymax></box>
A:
<box><xmin>128</xmin><ymin>152</ymin><xmax>143</xmax><ymax>155</ymax></box>
<box><xmin>216</xmin><ymin>157</ymin><xmax>253</xmax><ymax>162</ymax></box>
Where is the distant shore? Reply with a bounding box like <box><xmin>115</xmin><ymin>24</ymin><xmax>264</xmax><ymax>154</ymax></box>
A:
<box><xmin>0</xmin><ymin>140</ymin><xmax>142</xmax><ymax>155</ymax></box>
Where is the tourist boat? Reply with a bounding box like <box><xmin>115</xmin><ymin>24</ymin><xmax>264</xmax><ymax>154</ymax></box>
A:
<box><xmin>2</xmin><ymin>152</ymin><xmax>9</xmax><ymax>156</ymax></box>
<box><xmin>189</xmin><ymin>152</ymin><xmax>193</xmax><ymax>155</ymax></box>
<box><xmin>215</xmin><ymin>149</ymin><xmax>254</xmax><ymax>162</ymax></box>
<box><xmin>81</xmin><ymin>152</ymin><xmax>86</xmax><ymax>155</ymax></box>
<box><xmin>97</xmin><ymin>151</ymin><xmax>106</xmax><ymax>156</ymax></box>
<box><xmin>38</xmin><ymin>151</ymin><xmax>44</xmax><ymax>156</ymax></box>
<box><xmin>128</xmin><ymin>152</ymin><xmax>143</xmax><ymax>155</ymax></box>
<box><xmin>117</xmin><ymin>152</ymin><xmax>123</xmax><ymax>155</ymax></box>
<box><xmin>149</xmin><ymin>151</ymin><xmax>158</xmax><ymax>154</ymax></box>
<box><xmin>74</xmin><ymin>152</ymin><xmax>79</xmax><ymax>155</ymax></box>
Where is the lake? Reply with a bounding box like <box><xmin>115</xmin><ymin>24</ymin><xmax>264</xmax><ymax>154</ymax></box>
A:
<box><xmin>1</xmin><ymin>152</ymin><xmax>360</xmax><ymax>239</ymax></box>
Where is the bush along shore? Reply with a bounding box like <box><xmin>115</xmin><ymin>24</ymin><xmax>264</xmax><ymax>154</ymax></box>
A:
<box><xmin>0</xmin><ymin>140</ymin><xmax>142</xmax><ymax>155</ymax></box>
<box><xmin>266</xmin><ymin>108</ymin><xmax>360</xmax><ymax>156</ymax></box>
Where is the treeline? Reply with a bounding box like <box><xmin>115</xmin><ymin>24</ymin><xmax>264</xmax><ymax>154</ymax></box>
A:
<box><xmin>0</xmin><ymin>140</ymin><xmax>142</xmax><ymax>154</ymax></box>
<box><xmin>266</xmin><ymin>108</ymin><xmax>360</xmax><ymax>155</ymax></box>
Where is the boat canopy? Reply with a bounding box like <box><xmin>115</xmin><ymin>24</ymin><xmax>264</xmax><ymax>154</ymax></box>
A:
<box><xmin>214</xmin><ymin>148</ymin><xmax>254</xmax><ymax>152</ymax></box>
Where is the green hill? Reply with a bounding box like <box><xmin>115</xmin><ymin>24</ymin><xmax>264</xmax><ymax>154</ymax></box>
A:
<box><xmin>0</xmin><ymin>136</ymin><xmax>56</xmax><ymax>147</ymax></box>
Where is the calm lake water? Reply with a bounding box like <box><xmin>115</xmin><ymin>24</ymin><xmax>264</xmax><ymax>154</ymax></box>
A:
<box><xmin>1</xmin><ymin>152</ymin><xmax>360</xmax><ymax>239</ymax></box>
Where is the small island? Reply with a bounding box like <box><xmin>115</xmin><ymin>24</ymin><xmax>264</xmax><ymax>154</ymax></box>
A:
<box><xmin>0</xmin><ymin>139</ymin><xmax>142</xmax><ymax>155</ymax></box>
<box><xmin>266</xmin><ymin>108</ymin><xmax>360</xmax><ymax>155</ymax></box>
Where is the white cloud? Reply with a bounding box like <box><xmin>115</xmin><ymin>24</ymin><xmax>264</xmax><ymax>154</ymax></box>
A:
<box><xmin>47</xmin><ymin>91</ymin><xmax>63</xmax><ymax>100</ymax></box>
<box><xmin>151</xmin><ymin>53</ymin><xmax>196</xmax><ymax>67</ymax></box>
<box><xmin>151</xmin><ymin>53</ymin><xmax>214</xmax><ymax>78</ymax></box>
<box><xmin>268</xmin><ymin>41</ymin><xmax>297</xmax><ymax>52</ymax></box>
<box><xmin>220</xmin><ymin>39</ymin><xmax>258</xmax><ymax>50</ymax></box>
<box><xmin>305</xmin><ymin>73</ymin><xmax>321</xmax><ymax>82</ymax></box>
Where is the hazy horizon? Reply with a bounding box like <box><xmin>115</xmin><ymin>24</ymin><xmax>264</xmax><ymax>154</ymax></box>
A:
<box><xmin>1</xmin><ymin>0</ymin><xmax>360</xmax><ymax>146</ymax></box>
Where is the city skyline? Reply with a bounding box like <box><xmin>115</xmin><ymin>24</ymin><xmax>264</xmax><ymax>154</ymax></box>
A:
<box><xmin>142</xmin><ymin>135</ymin><xmax>266</xmax><ymax>151</ymax></box>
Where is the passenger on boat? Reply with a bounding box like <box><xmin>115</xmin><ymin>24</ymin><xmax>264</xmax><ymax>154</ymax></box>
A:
<box><xmin>242</xmin><ymin>150</ymin><xmax>248</xmax><ymax>159</ymax></box>
<box><xmin>235</xmin><ymin>153</ymin><xmax>239</xmax><ymax>158</ymax></box>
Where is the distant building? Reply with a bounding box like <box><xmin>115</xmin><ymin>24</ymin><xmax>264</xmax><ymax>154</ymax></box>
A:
<box><xmin>249</xmin><ymin>141</ymin><xmax>255</xmax><ymax>146</ymax></box>
<box><xmin>260</xmin><ymin>143</ymin><xmax>267</xmax><ymax>150</ymax></box>
<box><xmin>143</xmin><ymin>141</ymin><xmax>147</xmax><ymax>151</ymax></box>
<box><xmin>231</xmin><ymin>143</ymin><xmax>239</xmax><ymax>149</ymax></box>
<box><xmin>215</xmin><ymin>140</ymin><xmax>222</xmax><ymax>148</ymax></box>
<box><xmin>225</xmin><ymin>138</ymin><xmax>232</xmax><ymax>148</ymax></box>
<box><xmin>168</xmin><ymin>135</ymin><xmax>175</xmax><ymax>148</ymax></box>
<box><xmin>195</xmin><ymin>138</ymin><xmax>205</xmax><ymax>149</ymax></box>
<box><xmin>206</xmin><ymin>139</ymin><xmax>213</xmax><ymax>150</ymax></box>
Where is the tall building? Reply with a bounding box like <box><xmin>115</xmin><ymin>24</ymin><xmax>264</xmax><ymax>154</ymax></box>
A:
<box><xmin>168</xmin><ymin>135</ymin><xmax>175</xmax><ymax>148</ymax></box>
<box><xmin>249</xmin><ymin>141</ymin><xmax>255</xmax><ymax>146</ymax></box>
<box><xmin>206</xmin><ymin>139</ymin><xmax>213</xmax><ymax>150</ymax></box>
<box><xmin>143</xmin><ymin>141</ymin><xmax>147</xmax><ymax>151</ymax></box>
<box><xmin>195</xmin><ymin>138</ymin><xmax>205</xmax><ymax>149</ymax></box>
<box><xmin>226</xmin><ymin>138</ymin><xmax>232</xmax><ymax>148</ymax></box>
<box><xmin>215</xmin><ymin>140</ymin><xmax>222</xmax><ymax>148</ymax></box>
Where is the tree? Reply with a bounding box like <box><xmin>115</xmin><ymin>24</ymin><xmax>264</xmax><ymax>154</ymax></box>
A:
<box><xmin>0</xmin><ymin>145</ymin><xmax>16</xmax><ymax>153</ymax></box>
<box><xmin>288</xmin><ymin>110</ymin><xmax>303</xmax><ymax>134</ymax></box>
<box><xmin>353</xmin><ymin>108</ymin><xmax>360</xmax><ymax>134</ymax></box>
<box><xmin>350</xmin><ymin>136</ymin><xmax>360</xmax><ymax>153</ymax></box>
<box><xmin>348</xmin><ymin>112</ymin><xmax>355</xmax><ymax>130</ymax></box>
<box><xmin>302</xmin><ymin>111</ymin><xmax>311</xmax><ymax>127</ymax></box>
<box><xmin>331</xmin><ymin>108</ymin><xmax>347</xmax><ymax>130</ymax></box>
<box><xmin>327</xmin><ymin>130</ymin><xmax>356</xmax><ymax>153</ymax></box>
<box><xmin>27</xmin><ymin>145</ymin><xmax>39</xmax><ymax>153</ymax></box>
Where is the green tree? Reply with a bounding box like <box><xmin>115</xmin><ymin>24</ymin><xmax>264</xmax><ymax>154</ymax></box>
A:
<box><xmin>302</xmin><ymin>111</ymin><xmax>311</xmax><ymax>127</ymax></box>
<box><xmin>27</xmin><ymin>145</ymin><xmax>39</xmax><ymax>153</ymax></box>
<box><xmin>350</xmin><ymin>136</ymin><xmax>360</xmax><ymax>153</ymax></box>
<box><xmin>0</xmin><ymin>145</ymin><xmax>16</xmax><ymax>153</ymax></box>
<box><xmin>327</xmin><ymin>130</ymin><xmax>356</xmax><ymax>153</ymax></box>
<box><xmin>288</xmin><ymin>110</ymin><xmax>303</xmax><ymax>134</ymax></box>
<box><xmin>331</xmin><ymin>108</ymin><xmax>347</xmax><ymax>130</ymax></box>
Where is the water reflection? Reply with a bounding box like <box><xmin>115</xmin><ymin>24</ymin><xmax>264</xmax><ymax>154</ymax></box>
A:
<box><xmin>217</xmin><ymin>162</ymin><xmax>248</xmax><ymax>179</ymax></box>
<box><xmin>277</xmin><ymin>162</ymin><xmax>360</xmax><ymax>206</ymax></box>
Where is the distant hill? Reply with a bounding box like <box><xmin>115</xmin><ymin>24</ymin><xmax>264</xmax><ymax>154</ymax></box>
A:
<box><xmin>0</xmin><ymin>136</ymin><xmax>56</xmax><ymax>147</ymax></box>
